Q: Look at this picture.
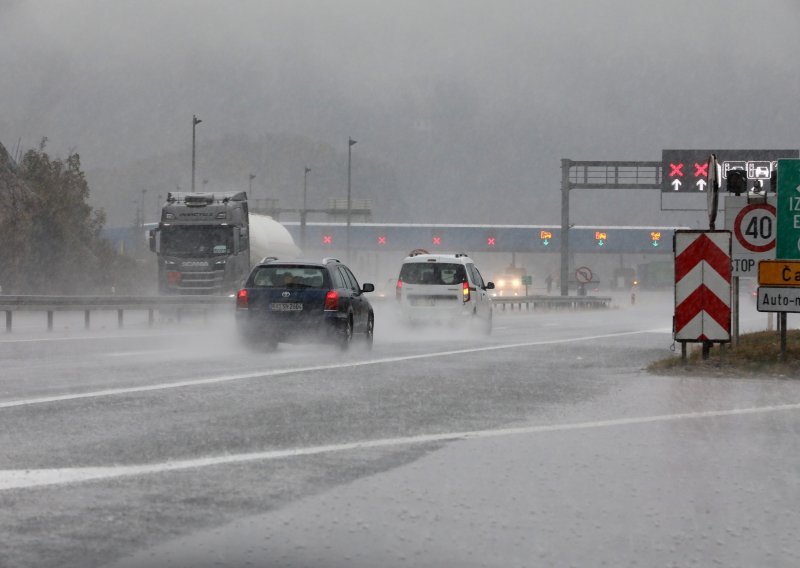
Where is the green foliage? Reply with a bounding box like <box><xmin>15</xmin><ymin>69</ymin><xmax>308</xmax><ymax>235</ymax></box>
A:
<box><xmin>0</xmin><ymin>144</ymin><xmax>35</xmax><ymax>292</ymax></box>
<box><xmin>0</xmin><ymin>140</ymin><xmax>146</xmax><ymax>294</ymax></box>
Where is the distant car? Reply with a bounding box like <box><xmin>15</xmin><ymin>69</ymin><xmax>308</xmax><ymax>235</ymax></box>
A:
<box><xmin>235</xmin><ymin>258</ymin><xmax>374</xmax><ymax>350</ymax></box>
<box><xmin>395</xmin><ymin>251</ymin><xmax>494</xmax><ymax>333</ymax></box>
<box><xmin>375</xmin><ymin>277</ymin><xmax>399</xmax><ymax>299</ymax></box>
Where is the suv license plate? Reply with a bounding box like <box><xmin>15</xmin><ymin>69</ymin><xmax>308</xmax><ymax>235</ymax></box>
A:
<box><xmin>270</xmin><ymin>303</ymin><xmax>303</xmax><ymax>312</ymax></box>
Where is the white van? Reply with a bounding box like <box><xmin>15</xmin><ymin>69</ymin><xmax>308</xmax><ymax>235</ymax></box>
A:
<box><xmin>395</xmin><ymin>252</ymin><xmax>494</xmax><ymax>333</ymax></box>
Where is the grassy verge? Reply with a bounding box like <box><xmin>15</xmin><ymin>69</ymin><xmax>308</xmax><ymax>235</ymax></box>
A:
<box><xmin>648</xmin><ymin>329</ymin><xmax>800</xmax><ymax>377</ymax></box>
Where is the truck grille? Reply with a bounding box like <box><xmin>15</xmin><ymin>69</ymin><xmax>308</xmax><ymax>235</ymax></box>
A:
<box><xmin>174</xmin><ymin>268</ymin><xmax>225</xmax><ymax>295</ymax></box>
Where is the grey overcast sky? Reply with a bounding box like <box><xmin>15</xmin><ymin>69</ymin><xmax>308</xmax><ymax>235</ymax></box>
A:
<box><xmin>2</xmin><ymin>0</ymin><xmax>799</xmax><ymax>224</ymax></box>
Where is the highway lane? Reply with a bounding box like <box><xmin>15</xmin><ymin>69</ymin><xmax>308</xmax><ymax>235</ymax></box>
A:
<box><xmin>2</xmin><ymin>292</ymin><xmax>799</xmax><ymax>567</ymax></box>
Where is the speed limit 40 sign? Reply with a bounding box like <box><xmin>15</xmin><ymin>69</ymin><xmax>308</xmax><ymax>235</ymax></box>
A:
<box><xmin>724</xmin><ymin>195</ymin><xmax>777</xmax><ymax>276</ymax></box>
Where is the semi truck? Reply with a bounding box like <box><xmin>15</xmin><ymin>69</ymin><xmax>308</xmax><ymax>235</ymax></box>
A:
<box><xmin>149</xmin><ymin>191</ymin><xmax>300</xmax><ymax>295</ymax></box>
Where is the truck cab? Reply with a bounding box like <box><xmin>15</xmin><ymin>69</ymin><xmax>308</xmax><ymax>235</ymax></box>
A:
<box><xmin>150</xmin><ymin>191</ymin><xmax>250</xmax><ymax>295</ymax></box>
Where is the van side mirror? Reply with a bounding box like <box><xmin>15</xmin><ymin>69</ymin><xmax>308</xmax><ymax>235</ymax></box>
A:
<box><xmin>362</xmin><ymin>283</ymin><xmax>375</xmax><ymax>293</ymax></box>
<box><xmin>485</xmin><ymin>282</ymin><xmax>495</xmax><ymax>290</ymax></box>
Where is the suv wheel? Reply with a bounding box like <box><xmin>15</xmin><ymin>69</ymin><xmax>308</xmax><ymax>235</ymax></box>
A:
<box><xmin>339</xmin><ymin>316</ymin><xmax>353</xmax><ymax>351</ymax></box>
<box><xmin>365</xmin><ymin>313</ymin><xmax>374</xmax><ymax>349</ymax></box>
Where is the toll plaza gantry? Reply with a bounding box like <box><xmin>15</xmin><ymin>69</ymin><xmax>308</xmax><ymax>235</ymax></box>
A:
<box><xmin>282</xmin><ymin>221</ymin><xmax>677</xmax><ymax>256</ymax></box>
<box><xmin>560</xmin><ymin>160</ymin><xmax>663</xmax><ymax>296</ymax></box>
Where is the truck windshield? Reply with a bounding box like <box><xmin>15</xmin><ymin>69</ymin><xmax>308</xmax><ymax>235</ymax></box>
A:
<box><xmin>161</xmin><ymin>226</ymin><xmax>233</xmax><ymax>257</ymax></box>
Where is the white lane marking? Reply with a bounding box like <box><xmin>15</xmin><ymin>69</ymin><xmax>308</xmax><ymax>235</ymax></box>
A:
<box><xmin>0</xmin><ymin>328</ymin><xmax>670</xmax><ymax>410</ymax></box>
<box><xmin>104</xmin><ymin>350</ymin><xmax>174</xmax><ymax>358</ymax></box>
<box><xmin>2</xmin><ymin>401</ymin><xmax>798</xmax><ymax>491</ymax></box>
<box><xmin>0</xmin><ymin>332</ymin><xmax>189</xmax><ymax>344</ymax></box>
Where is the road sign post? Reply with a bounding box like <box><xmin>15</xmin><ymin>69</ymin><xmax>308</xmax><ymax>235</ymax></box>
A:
<box><xmin>575</xmin><ymin>266</ymin><xmax>592</xmax><ymax>296</ymax></box>
<box><xmin>521</xmin><ymin>274</ymin><xmax>532</xmax><ymax>296</ymax></box>
<box><xmin>757</xmin><ymin>259</ymin><xmax>800</xmax><ymax>359</ymax></box>
<box><xmin>674</xmin><ymin>231</ymin><xmax>732</xmax><ymax>360</ymax></box>
<box><xmin>728</xmin><ymin>199</ymin><xmax>777</xmax><ymax>260</ymax></box>
<box><xmin>725</xmin><ymin>195</ymin><xmax>778</xmax><ymax>344</ymax></box>
<box><xmin>708</xmin><ymin>154</ymin><xmax>720</xmax><ymax>229</ymax></box>
<box><xmin>756</xmin><ymin>286</ymin><xmax>800</xmax><ymax>312</ymax></box>
<box><xmin>758</xmin><ymin>260</ymin><xmax>800</xmax><ymax>286</ymax></box>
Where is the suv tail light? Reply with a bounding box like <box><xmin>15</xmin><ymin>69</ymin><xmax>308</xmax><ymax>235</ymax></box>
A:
<box><xmin>236</xmin><ymin>289</ymin><xmax>249</xmax><ymax>309</ymax></box>
<box><xmin>462</xmin><ymin>281</ymin><xmax>470</xmax><ymax>303</ymax></box>
<box><xmin>324</xmin><ymin>290</ymin><xmax>339</xmax><ymax>311</ymax></box>
<box><xmin>396</xmin><ymin>279</ymin><xmax>403</xmax><ymax>301</ymax></box>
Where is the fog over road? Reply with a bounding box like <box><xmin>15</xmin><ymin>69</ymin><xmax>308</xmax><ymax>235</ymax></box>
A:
<box><xmin>2</xmin><ymin>293</ymin><xmax>799</xmax><ymax>567</ymax></box>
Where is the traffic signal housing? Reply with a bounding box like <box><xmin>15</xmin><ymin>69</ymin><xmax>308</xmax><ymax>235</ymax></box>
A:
<box><xmin>770</xmin><ymin>170</ymin><xmax>778</xmax><ymax>193</ymax></box>
<box><xmin>726</xmin><ymin>170</ymin><xmax>747</xmax><ymax>195</ymax></box>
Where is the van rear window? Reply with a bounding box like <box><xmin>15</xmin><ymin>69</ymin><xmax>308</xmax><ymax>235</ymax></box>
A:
<box><xmin>399</xmin><ymin>263</ymin><xmax>467</xmax><ymax>285</ymax></box>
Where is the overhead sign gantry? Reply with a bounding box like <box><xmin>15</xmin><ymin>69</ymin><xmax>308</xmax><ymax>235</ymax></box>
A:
<box><xmin>662</xmin><ymin>149</ymin><xmax>797</xmax><ymax>193</ymax></box>
<box><xmin>559</xmin><ymin>150</ymin><xmax>799</xmax><ymax>298</ymax></box>
<box><xmin>560</xmin><ymin>160</ymin><xmax>661</xmax><ymax>297</ymax></box>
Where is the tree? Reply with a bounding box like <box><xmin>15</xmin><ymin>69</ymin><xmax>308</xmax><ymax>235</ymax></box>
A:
<box><xmin>0</xmin><ymin>143</ymin><xmax>36</xmax><ymax>292</ymax></box>
<box><xmin>0</xmin><ymin>139</ymin><xmax>146</xmax><ymax>294</ymax></box>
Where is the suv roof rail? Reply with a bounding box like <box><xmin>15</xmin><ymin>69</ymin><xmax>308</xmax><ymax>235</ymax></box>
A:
<box><xmin>260</xmin><ymin>256</ymin><xmax>279</xmax><ymax>263</ymax></box>
<box><xmin>322</xmin><ymin>257</ymin><xmax>341</xmax><ymax>264</ymax></box>
<box><xmin>408</xmin><ymin>248</ymin><xmax>429</xmax><ymax>257</ymax></box>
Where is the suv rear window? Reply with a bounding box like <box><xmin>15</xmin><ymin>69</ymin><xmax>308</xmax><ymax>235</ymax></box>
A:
<box><xmin>399</xmin><ymin>263</ymin><xmax>467</xmax><ymax>285</ymax></box>
<box><xmin>251</xmin><ymin>266</ymin><xmax>328</xmax><ymax>288</ymax></box>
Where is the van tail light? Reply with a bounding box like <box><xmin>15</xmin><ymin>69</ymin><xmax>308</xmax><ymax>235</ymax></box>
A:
<box><xmin>236</xmin><ymin>289</ymin><xmax>249</xmax><ymax>309</ymax></box>
<box><xmin>324</xmin><ymin>290</ymin><xmax>340</xmax><ymax>311</ymax></box>
<box><xmin>396</xmin><ymin>279</ymin><xmax>403</xmax><ymax>301</ymax></box>
<box><xmin>462</xmin><ymin>281</ymin><xmax>470</xmax><ymax>303</ymax></box>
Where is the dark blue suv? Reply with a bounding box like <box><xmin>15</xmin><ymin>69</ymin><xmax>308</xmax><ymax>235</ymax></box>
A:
<box><xmin>236</xmin><ymin>258</ymin><xmax>374</xmax><ymax>350</ymax></box>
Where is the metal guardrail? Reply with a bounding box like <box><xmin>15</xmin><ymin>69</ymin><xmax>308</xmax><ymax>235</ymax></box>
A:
<box><xmin>0</xmin><ymin>293</ymin><xmax>611</xmax><ymax>332</ymax></box>
<box><xmin>492</xmin><ymin>295</ymin><xmax>612</xmax><ymax>311</ymax></box>
<box><xmin>0</xmin><ymin>295</ymin><xmax>234</xmax><ymax>332</ymax></box>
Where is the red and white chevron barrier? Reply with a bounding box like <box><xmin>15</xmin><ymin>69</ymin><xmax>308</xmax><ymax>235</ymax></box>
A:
<box><xmin>674</xmin><ymin>231</ymin><xmax>731</xmax><ymax>342</ymax></box>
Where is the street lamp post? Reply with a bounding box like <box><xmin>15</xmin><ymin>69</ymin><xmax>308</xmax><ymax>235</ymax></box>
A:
<box><xmin>191</xmin><ymin>114</ymin><xmax>202</xmax><ymax>192</ymax></box>
<box><xmin>346</xmin><ymin>137</ymin><xmax>357</xmax><ymax>262</ymax></box>
<box><xmin>302</xmin><ymin>167</ymin><xmax>311</xmax><ymax>251</ymax></box>
<box><xmin>248</xmin><ymin>173</ymin><xmax>256</xmax><ymax>196</ymax></box>
<box><xmin>140</xmin><ymin>189</ymin><xmax>147</xmax><ymax>229</ymax></box>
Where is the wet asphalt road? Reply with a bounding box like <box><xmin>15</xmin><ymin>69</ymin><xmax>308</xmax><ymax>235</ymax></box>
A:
<box><xmin>1</xmin><ymin>292</ymin><xmax>799</xmax><ymax>567</ymax></box>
